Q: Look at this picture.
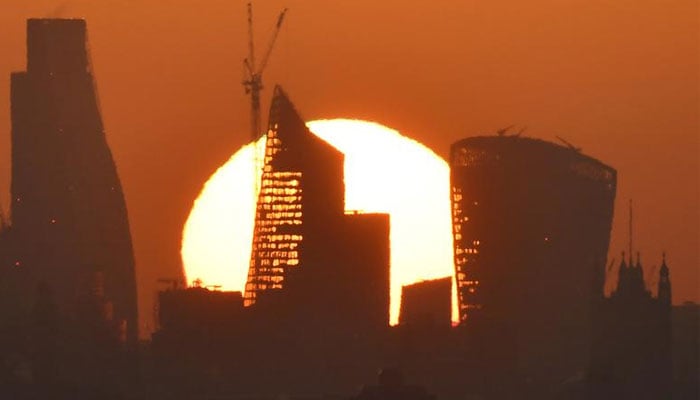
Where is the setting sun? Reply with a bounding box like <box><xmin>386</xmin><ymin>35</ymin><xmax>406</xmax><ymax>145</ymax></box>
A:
<box><xmin>182</xmin><ymin>119</ymin><xmax>456</xmax><ymax>324</ymax></box>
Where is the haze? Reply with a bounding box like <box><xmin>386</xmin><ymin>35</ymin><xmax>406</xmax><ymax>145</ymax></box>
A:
<box><xmin>0</xmin><ymin>0</ymin><xmax>697</xmax><ymax>336</ymax></box>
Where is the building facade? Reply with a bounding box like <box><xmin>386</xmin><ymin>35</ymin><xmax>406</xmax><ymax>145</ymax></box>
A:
<box><xmin>245</xmin><ymin>86</ymin><xmax>345</xmax><ymax>307</ymax></box>
<box><xmin>9</xmin><ymin>19</ymin><xmax>138</xmax><ymax>344</ymax></box>
<box><xmin>449</xmin><ymin>135</ymin><xmax>617</xmax><ymax>388</ymax></box>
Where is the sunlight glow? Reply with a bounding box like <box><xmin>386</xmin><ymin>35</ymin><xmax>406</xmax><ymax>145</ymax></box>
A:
<box><xmin>181</xmin><ymin>119</ymin><xmax>457</xmax><ymax>324</ymax></box>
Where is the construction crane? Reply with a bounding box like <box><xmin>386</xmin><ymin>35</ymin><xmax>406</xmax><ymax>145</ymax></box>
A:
<box><xmin>242</xmin><ymin>3</ymin><xmax>288</xmax><ymax>146</ymax></box>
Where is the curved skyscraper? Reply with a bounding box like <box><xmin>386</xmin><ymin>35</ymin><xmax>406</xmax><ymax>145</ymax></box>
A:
<box><xmin>10</xmin><ymin>19</ymin><xmax>138</xmax><ymax>344</ymax></box>
<box><xmin>450</xmin><ymin>135</ymin><xmax>616</xmax><ymax>387</ymax></box>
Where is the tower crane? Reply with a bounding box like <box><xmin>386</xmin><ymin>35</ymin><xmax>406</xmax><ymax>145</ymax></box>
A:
<box><xmin>242</xmin><ymin>3</ymin><xmax>288</xmax><ymax>145</ymax></box>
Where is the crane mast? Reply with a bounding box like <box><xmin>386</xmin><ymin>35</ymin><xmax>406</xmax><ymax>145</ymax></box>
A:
<box><xmin>242</xmin><ymin>3</ymin><xmax>287</xmax><ymax>158</ymax></box>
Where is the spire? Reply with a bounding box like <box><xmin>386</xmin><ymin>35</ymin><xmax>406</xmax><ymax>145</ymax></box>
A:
<box><xmin>633</xmin><ymin>251</ymin><xmax>645</xmax><ymax>292</ymax></box>
<box><xmin>658</xmin><ymin>252</ymin><xmax>671</xmax><ymax>306</ymax></box>
<box><xmin>628</xmin><ymin>199</ymin><xmax>633</xmax><ymax>261</ymax></box>
<box><xmin>660</xmin><ymin>252</ymin><xmax>669</xmax><ymax>276</ymax></box>
<box><xmin>616</xmin><ymin>251</ymin><xmax>628</xmax><ymax>294</ymax></box>
<box><xmin>621</xmin><ymin>251</ymin><xmax>627</xmax><ymax>268</ymax></box>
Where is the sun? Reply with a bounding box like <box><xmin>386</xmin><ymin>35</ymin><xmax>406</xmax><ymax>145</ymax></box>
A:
<box><xmin>181</xmin><ymin>119</ymin><xmax>457</xmax><ymax>325</ymax></box>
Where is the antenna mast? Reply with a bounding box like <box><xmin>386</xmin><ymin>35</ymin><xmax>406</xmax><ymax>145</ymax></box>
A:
<box><xmin>629</xmin><ymin>199</ymin><xmax>633</xmax><ymax>262</ymax></box>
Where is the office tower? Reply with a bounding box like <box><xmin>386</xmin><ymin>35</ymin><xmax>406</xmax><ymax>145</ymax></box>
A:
<box><xmin>10</xmin><ymin>19</ymin><xmax>138</xmax><ymax>344</ymax></box>
<box><xmin>245</xmin><ymin>85</ymin><xmax>345</xmax><ymax>306</ymax></box>
<box><xmin>450</xmin><ymin>135</ymin><xmax>616</xmax><ymax>387</ymax></box>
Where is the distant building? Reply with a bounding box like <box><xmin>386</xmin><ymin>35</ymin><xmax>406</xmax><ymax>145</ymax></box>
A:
<box><xmin>156</xmin><ymin>286</ymin><xmax>244</xmax><ymax>334</ymax></box>
<box><xmin>8</xmin><ymin>19</ymin><xmax>138</xmax><ymax>344</ymax></box>
<box><xmin>282</xmin><ymin>212</ymin><xmax>391</xmax><ymax>328</ymax></box>
<box><xmin>399</xmin><ymin>277</ymin><xmax>452</xmax><ymax>329</ymax></box>
<box><xmin>245</xmin><ymin>86</ymin><xmax>346</xmax><ymax>307</ymax></box>
<box><xmin>591</xmin><ymin>253</ymin><xmax>673</xmax><ymax>399</ymax></box>
<box><xmin>150</xmin><ymin>87</ymin><xmax>391</xmax><ymax>397</ymax></box>
<box><xmin>245</xmin><ymin>86</ymin><xmax>390</xmax><ymax>329</ymax></box>
<box><xmin>671</xmin><ymin>301</ymin><xmax>699</xmax><ymax>399</ymax></box>
<box><xmin>449</xmin><ymin>135</ymin><xmax>617</xmax><ymax>389</ymax></box>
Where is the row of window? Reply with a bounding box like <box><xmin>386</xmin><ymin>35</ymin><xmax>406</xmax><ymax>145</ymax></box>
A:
<box><xmin>263</xmin><ymin>211</ymin><xmax>302</xmax><ymax>220</ymax></box>
<box><xmin>258</xmin><ymin>234</ymin><xmax>303</xmax><ymax>242</ymax></box>
<box><xmin>260</xmin><ymin>188</ymin><xmax>300</xmax><ymax>196</ymax></box>
<box><xmin>455</xmin><ymin>247</ymin><xmax>479</xmax><ymax>255</ymax></box>
<box><xmin>260</xmin><ymin>178</ymin><xmax>300</xmax><ymax>187</ymax></box>
<box><xmin>259</xmin><ymin>195</ymin><xmax>301</xmax><ymax>204</ymax></box>
<box><xmin>256</xmin><ymin>219</ymin><xmax>302</xmax><ymax>228</ymax></box>
<box><xmin>266</xmin><ymin>171</ymin><xmax>302</xmax><ymax>179</ymax></box>
<box><xmin>255</xmin><ymin>250</ymin><xmax>299</xmax><ymax>259</ymax></box>
<box><xmin>259</xmin><ymin>203</ymin><xmax>302</xmax><ymax>212</ymax></box>
<box><xmin>255</xmin><ymin>242</ymin><xmax>299</xmax><ymax>250</ymax></box>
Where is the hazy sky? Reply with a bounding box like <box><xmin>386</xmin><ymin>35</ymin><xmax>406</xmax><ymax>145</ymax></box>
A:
<box><xmin>0</xmin><ymin>0</ymin><xmax>697</xmax><ymax>335</ymax></box>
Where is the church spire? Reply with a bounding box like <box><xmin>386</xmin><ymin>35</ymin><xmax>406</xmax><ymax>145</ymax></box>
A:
<box><xmin>616</xmin><ymin>251</ymin><xmax>628</xmax><ymax>294</ymax></box>
<box><xmin>658</xmin><ymin>252</ymin><xmax>671</xmax><ymax>306</ymax></box>
<box><xmin>628</xmin><ymin>199</ymin><xmax>633</xmax><ymax>262</ymax></box>
<box><xmin>633</xmin><ymin>251</ymin><xmax>646</xmax><ymax>293</ymax></box>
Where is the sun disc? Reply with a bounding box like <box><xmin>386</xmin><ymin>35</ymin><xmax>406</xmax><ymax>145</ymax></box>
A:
<box><xmin>181</xmin><ymin>119</ymin><xmax>457</xmax><ymax>324</ymax></box>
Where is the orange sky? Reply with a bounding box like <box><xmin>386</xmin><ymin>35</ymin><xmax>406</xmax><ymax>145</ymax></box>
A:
<box><xmin>0</xmin><ymin>0</ymin><xmax>697</xmax><ymax>336</ymax></box>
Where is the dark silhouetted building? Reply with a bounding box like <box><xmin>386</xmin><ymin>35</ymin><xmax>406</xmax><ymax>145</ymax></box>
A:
<box><xmin>352</xmin><ymin>368</ymin><xmax>435</xmax><ymax>400</ymax></box>
<box><xmin>152</xmin><ymin>87</ymin><xmax>390</xmax><ymax>398</ymax></box>
<box><xmin>245</xmin><ymin>86</ymin><xmax>345</xmax><ymax>306</ymax></box>
<box><xmin>157</xmin><ymin>286</ymin><xmax>243</xmax><ymax>333</ymax></box>
<box><xmin>449</xmin><ymin>135</ymin><xmax>617</xmax><ymax>391</ymax></box>
<box><xmin>282</xmin><ymin>212</ymin><xmax>391</xmax><ymax>328</ymax></box>
<box><xmin>244</xmin><ymin>86</ymin><xmax>390</xmax><ymax>328</ymax></box>
<box><xmin>9</xmin><ymin>19</ymin><xmax>138</xmax><ymax>344</ymax></box>
<box><xmin>399</xmin><ymin>277</ymin><xmax>452</xmax><ymax>329</ymax></box>
<box><xmin>672</xmin><ymin>301</ymin><xmax>699</xmax><ymax>400</ymax></box>
<box><xmin>591</xmin><ymin>253</ymin><xmax>673</xmax><ymax>399</ymax></box>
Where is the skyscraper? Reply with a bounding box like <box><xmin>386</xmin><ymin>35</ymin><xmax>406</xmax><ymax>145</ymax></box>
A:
<box><xmin>244</xmin><ymin>86</ymin><xmax>390</xmax><ymax>328</ymax></box>
<box><xmin>450</xmin><ymin>135</ymin><xmax>616</xmax><ymax>387</ymax></box>
<box><xmin>245</xmin><ymin>86</ymin><xmax>345</xmax><ymax>306</ymax></box>
<box><xmin>10</xmin><ymin>19</ymin><xmax>138</xmax><ymax>344</ymax></box>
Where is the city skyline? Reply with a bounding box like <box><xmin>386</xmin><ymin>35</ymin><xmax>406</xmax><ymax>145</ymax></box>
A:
<box><xmin>0</xmin><ymin>1</ymin><xmax>696</xmax><ymax>338</ymax></box>
<box><xmin>0</xmin><ymin>14</ymin><xmax>695</xmax><ymax>398</ymax></box>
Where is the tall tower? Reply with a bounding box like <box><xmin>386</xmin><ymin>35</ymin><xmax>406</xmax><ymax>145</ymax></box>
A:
<box><xmin>449</xmin><ymin>135</ymin><xmax>616</xmax><ymax>387</ymax></box>
<box><xmin>244</xmin><ymin>86</ymin><xmax>345</xmax><ymax>306</ymax></box>
<box><xmin>10</xmin><ymin>19</ymin><xmax>138</xmax><ymax>344</ymax></box>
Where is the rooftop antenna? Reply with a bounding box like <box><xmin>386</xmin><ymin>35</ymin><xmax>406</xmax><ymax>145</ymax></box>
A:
<box><xmin>242</xmin><ymin>2</ymin><xmax>287</xmax><ymax>193</ymax></box>
<box><xmin>496</xmin><ymin>125</ymin><xmax>514</xmax><ymax>136</ymax></box>
<box><xmin>555</xmin><ymin>135</ymin><xmax>582</xmax><ymax>152</ymax></box>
